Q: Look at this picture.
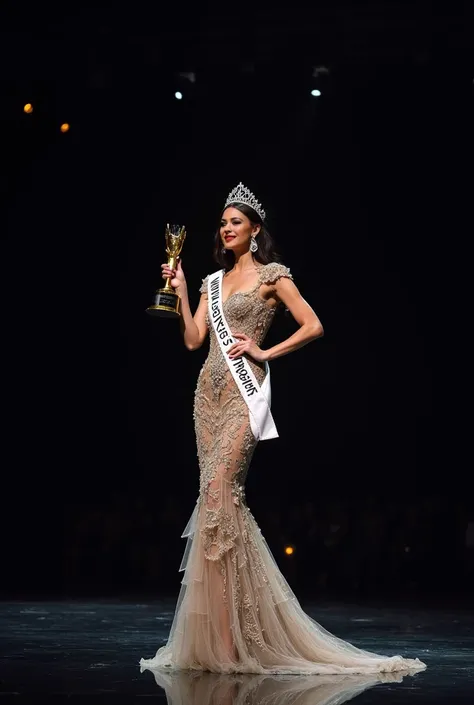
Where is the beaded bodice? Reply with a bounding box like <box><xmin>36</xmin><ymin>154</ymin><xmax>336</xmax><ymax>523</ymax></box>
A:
<box><xmin>198</xmin><ymin>262</ymin><xmax>293</xmax><ymax>393</ymax></box>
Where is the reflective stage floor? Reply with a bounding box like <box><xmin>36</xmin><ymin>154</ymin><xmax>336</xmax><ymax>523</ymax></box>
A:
<box><xmin>1</xmin><ymin>599</ymin><xmax>472</xmax><ymax>703</ymax></box>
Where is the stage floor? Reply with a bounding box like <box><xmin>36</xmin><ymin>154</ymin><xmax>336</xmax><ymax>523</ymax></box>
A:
<box><xmin>0</xmin><ymin>598</ymin><xmax>472</xmax><ymax>703</ymax></box>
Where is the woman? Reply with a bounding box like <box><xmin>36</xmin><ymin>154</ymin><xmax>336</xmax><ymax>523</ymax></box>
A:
<box><xmin>140</xmin><ymin>183</ymin><xmax>426</xmax><ymax>675</ymax></box>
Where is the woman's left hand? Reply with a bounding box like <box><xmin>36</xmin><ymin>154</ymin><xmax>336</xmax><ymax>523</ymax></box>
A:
<box><xmin>227</xmin><ymin>333</ymin><xmax>268</xmax><ymax>363</ymax></box>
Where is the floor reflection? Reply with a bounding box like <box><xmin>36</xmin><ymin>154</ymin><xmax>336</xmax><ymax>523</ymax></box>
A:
<box><xmin>149</xmin><ymin>668</ymin><xmax>420</xmax><ymax>705</ymax></box>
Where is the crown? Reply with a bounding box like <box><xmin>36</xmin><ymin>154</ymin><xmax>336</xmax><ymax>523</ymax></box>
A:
<box><xmin>224</xmin><ymin>182</ymin><xmax>266</xmax><ymax>221</ymax></box>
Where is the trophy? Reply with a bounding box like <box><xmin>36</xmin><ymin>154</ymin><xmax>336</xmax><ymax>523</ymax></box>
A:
<box><xmin>146</xmin><ymin>224</ymin><xmax>187</xmax><ymax>317</ymax></box>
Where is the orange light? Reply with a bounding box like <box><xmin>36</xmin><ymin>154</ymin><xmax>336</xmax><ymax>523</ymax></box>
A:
<box><xmin>284</xmin><ymin>546</ymin><xmax>294</xmax><ymax>556</ymax></box>
<box><xmin>24</xmin><ymin>103</ymin><xmax>33</xmax><ymax>114</ymax></box>
<box><xmin>60</xmin><ymin>123</ymin><xmax>70</xmax><ymax>133</ymax></box>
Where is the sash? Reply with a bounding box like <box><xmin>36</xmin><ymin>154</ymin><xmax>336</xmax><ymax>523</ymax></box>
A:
<box><xmin>208</xmin><ymin>270</ymin><xmax>278</xmax><ymax>441</ymax></box>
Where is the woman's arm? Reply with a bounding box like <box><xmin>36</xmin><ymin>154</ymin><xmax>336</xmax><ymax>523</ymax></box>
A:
<box><xmin>227</xmin><ymin>276</ymin><xmax>323</xmax><ymax>362</ymax></box>
<box><xmin>263</xmin><ymin>277</ymin><xmax>323</xmax><ymax>361</ymax></box>
<box><xmin>179</xmin><ymin>290</ymin><xmax>209</xmax><ymax>351</ymax></box>
<box><xmin>161</xmin><ymin>260</ymin><xmax>208</xmax><ymax>351</ymax></box>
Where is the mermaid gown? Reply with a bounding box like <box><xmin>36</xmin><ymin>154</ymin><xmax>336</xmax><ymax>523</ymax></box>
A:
<box><xmin>140</xmin><ymin>262</ymin><xmax>426</xmax><ymax>676</ymax></box>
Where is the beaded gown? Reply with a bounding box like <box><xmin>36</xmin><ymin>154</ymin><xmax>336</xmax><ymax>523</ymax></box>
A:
<box><xmin>140</xmin><ymin>262</ymin><xmax>426</xmax><ymax>676</ymax></box>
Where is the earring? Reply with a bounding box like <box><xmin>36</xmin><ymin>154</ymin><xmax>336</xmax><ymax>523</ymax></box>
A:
<box><xmin>221</xmin><ymin>247</ymin><xmax>227</xmax><ymax>254</ymax></box>
<box><xmin>250</xmin><ymin>236</ymin><xmax>258</xmax><ymax>253</ymax></box>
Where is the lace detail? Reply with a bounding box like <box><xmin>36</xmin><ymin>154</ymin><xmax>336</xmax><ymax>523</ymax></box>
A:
<box><xmin>242</xmin><ymin>593</ymin><xmax>264</xmax><ymax>647</ymax></box>
<box><xmin>201</xmin><ymin>507</ymin><xmax>238</xmax><ymax>562</ymax></box>
<box><xmin>258</xmin><ymin>262</ymin><xmax>293</xmax><ymax>286</ymax></box>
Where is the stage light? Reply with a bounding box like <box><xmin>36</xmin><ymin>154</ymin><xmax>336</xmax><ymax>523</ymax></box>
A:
<box><xmin>175</xmin><ymin>91</ymin><xmax>183</xmax><ymax>100</ymax></box>
<box><xmin>310</xmin><ymin>66</ymin><xmax>329</xmax><ymax>99</ymax></box>
<box><xmin>24</xmin><ymin>103</ymin><xmax>33</xmax><ymax>114</ymax></box>
<box><xmin>60</xmin><ymin>123</ymin><xmax>70</xmax><ymax>133</ymax></box>
<box><xmin>284</xmin><ymin>546</ymin><xmax>294</xmax><ymax>556</ymax></box>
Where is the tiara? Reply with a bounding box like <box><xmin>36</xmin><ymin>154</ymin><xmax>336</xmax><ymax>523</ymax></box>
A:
<box><xmin>224</xmin><ymin>182</ymin><xmax>266</xmax><ymax>221</ymax></box>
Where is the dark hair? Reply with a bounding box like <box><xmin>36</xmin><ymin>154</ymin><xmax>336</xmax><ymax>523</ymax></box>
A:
<box><xmin>213</xmin><ymin>202</ymin><xmax>281</xmax><ymax>270</ymax></box>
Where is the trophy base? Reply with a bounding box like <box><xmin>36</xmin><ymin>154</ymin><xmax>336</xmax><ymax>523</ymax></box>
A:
<box><xmin>146</xmin><ymin>290</ymin><xmax>180</xmax><ymax>318</ymax></box>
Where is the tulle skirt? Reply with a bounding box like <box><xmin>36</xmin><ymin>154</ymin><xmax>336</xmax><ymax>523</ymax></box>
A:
<box><xmin>139</xmin><ymin>492</ymin><xmax>426</xmax><ymax>675</ymax></box>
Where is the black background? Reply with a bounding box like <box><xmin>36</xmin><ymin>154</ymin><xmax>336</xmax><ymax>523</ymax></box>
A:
<box><xmin>1</xmin><ymin>1</ymin><xmax>472</xmax><ymax>603</ymax></box>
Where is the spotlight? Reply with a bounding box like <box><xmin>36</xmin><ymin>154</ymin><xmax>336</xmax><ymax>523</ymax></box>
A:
<box><xmin>284</xmin><ymin>546</ymin><xmax>294</xmax><ymax>556</ymax></box>
<box><xmin>60</xmin><ymin>123</ymin><xmax>70</xmax><ymax>133</ymax></box>
<box><xmin>173</xmin><ymin>69</ymin><xmax>197</xmax><ymax>101</ymax></box>
<box><xmin>310</xmin><ymin>66</ymin><xmax>329</xmax><ymax>98</ymax></box>
<box><xmin>24</xmin><ymin>103</ymin><xmax>33</xmax><ymax>114</ymax></box>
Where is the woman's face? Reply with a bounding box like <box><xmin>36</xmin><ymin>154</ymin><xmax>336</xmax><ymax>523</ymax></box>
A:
<box><xmin>220</xmin><ymin>207</ymin><xmax>260</xmax><ymax>252</ymax></box>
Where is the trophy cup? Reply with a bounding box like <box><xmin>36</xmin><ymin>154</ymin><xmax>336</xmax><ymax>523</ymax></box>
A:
<box><xmin>146</xmin><ymin>224</ymin><xmax>186</xmax><ymax>317</ymax></box>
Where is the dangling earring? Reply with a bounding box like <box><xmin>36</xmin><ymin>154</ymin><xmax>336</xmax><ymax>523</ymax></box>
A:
<box><xmin>250</xmin><ymin>236</ymin><xmax>258</xmax><ymax>253</ymax></box>
<box><xmin>221</xmin><ymin>247</ymin><xmax>227</xmax><ymax>254</ymax></box>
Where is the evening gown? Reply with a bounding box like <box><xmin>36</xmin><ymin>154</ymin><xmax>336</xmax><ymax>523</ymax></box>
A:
<box><xmin>140</xmin><ymin>262</ymin><xmax>426</xmax><ymax>676</ymax></box>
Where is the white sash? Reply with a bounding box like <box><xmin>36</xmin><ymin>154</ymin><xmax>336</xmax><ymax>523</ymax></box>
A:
<box><xmin>208</xmin><ymin>270</ymin><xmax>278</xmax><ymax>441</ymax></box>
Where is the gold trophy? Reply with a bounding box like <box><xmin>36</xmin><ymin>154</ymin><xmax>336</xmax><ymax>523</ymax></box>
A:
<box><xmin>146</xmin><ymin>224</ymin><xmax>186</xmax><ymax>317</ymax></box>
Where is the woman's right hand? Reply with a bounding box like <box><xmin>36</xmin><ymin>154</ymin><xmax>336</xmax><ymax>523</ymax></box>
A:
<box><xmin>161</xmin><ymin>258</ymin><xmax>187</xmax><ymax>295</ymax></box>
